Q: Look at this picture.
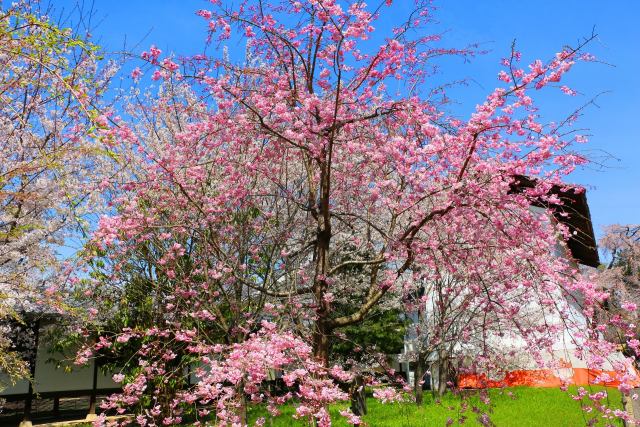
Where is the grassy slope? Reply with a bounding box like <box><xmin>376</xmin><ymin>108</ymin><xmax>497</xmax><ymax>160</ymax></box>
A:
<box><xmin>247</xmin><ymin>386</ymin><xmax>624</xmax><ymax>426</ymax></box>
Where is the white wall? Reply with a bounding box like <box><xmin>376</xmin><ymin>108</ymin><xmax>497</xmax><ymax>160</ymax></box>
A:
<box><xmin>0</xmin><ymin>341</ymin><xmax>117</xmax><ymax>396</ymax></box>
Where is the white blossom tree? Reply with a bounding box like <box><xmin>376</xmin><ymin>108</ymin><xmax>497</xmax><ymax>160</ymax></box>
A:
<box><xmin>0</xmin><ymin>1</ymin><xmax>114</xmax><ymax>388</ymax></box>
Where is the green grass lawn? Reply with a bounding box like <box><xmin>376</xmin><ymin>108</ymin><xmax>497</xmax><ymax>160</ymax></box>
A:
<box><xmin>247</xmin><ymin>386</ymin><xmax>625</xmax><ymax>426</ymax></box>
<box><xmin>57</xmin><ymin>386</ymin><xmax>625</xmax><ymax>426</ymax></box>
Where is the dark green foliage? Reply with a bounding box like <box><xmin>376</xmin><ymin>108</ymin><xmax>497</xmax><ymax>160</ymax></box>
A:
<box><xmin>331</xmin><ymin>308</ymin><xmax>408</xmax><ymax>359</ymax></box>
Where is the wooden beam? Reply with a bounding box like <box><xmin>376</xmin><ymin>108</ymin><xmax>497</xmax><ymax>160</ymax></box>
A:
<box><xmin>19</xmin><ymin>318</ymin><xmax>40</xmax><ymax>427</ymax></box>
<box><xmin>86</xmin><ymin>359</ymin><xmax>99</xmax><ymax>421</ymax></box>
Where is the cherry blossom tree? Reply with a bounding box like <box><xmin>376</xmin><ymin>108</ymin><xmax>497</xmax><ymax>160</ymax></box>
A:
<box><xmin>600</xmin><ymin>225</ymin><xmax>640</xmax><ymax>293</ymax></box>
<box><xmin>75</xmin><ymin>1</ymin><xmax>637</xmax><ymax>425</ymax></box>
<box><xmin>598</xmin><ymin>224</ymin><xmax>640</xmax><ymax>363</ymax></box>
<box><xmin>404</xmin><ymin>272</ymin><xmax>487</xmax><ymax>402</ymax></box>
<box><xmin>0</xmin><ymin>0</ymin><xmax>114</xmax><ymax>389</ymax></box>
<box><xmin>403</xmin><ymin>242</ymin><xmax>570</xmax><ymax>403</ymax></box>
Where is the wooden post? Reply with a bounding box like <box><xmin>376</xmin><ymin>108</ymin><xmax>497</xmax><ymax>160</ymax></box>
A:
<box><xmin>19</xmin><ymin>318</ymin><xmax>40</xmax><ymax>427</ymax></box>
<box><xmin>53</xmin><ymin>396</ymin><xmax>60</xmax><ymax>417</ymax></box>
<box><xmin>86</xmin><ymin>359</ymin><xmax>99</xmax><ymax>421</ymax></box>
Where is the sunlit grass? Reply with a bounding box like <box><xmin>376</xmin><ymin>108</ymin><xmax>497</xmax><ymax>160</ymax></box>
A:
<box><xmin>58</xmin><ymin>386</ymin><xmax>625</xmax><ymax>426</ymax></box>
<box><xmin>246</xmin><ymin>386</ymin><xmax>624</xmax><ymax>426</ymax></box>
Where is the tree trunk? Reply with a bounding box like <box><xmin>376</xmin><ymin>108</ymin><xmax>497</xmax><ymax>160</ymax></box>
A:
<box><xmin>312</xmin><ymin>321</ymin><xmax>330</xmax><ymax>366</ymax></box>
<box><xmin>350</xmin><ymin>373</ymin><xmax>367</xmax><ymax>416</ymax></box>
<box><xmin>414</xmin><ymin>356</ymin><xmax>425</xmax><ymax>405</ymax></box>
<box><xmin>238</xmin><ymin>379</ymin><xmax>248</xmax><ymax>425</ymax></box>
<box><xmin>436</xmin><ymin>355</ymin><xmax>449</xmax><ymax>397</ymax></box>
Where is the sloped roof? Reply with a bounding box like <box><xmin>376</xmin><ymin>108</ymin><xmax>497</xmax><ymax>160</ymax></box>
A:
<box><xmin>510</xmin><ymin>175</ymin><xmax>600</xmax><ymax>268</ymax></box>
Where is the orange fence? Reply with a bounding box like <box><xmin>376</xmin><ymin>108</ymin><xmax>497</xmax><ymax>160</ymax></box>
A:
<box><xmin>459</xmin><ymin>368</ymin><xmax>640</xmax><ymax>388</ymax></box>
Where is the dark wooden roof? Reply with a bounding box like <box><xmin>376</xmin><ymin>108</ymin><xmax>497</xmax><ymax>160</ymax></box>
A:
<box><xmin>510</xmin><ymin>175</ymin><xmax>600</xmax><ymax>268</ymax></box>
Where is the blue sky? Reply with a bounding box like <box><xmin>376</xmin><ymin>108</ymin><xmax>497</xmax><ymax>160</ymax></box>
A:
<box><xmin>50</xmin><ymin>0</ymin><xmax>640</xmax><ymax>237</ymax></box>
